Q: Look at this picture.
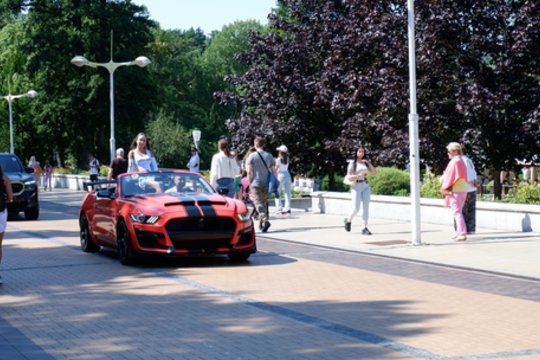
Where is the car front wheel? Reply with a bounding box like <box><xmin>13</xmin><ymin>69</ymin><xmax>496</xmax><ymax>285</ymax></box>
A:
<box><xmin>228</xmin><ymin>252</ymin><xmax>251</xmax><ymax>262</ymax></box>
<box><xmin>117</xmin><ymin>221</ymin><xmax>135</xmax><ymax>265</ymax></box>
<box><xmin>25</xmin><ymin>206</ymin><xmax>40</xmax><ymax>220</ymax></box>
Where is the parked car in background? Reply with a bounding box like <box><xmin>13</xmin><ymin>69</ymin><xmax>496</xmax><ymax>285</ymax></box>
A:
<box><xmin>79</xmin><ymin>170</ymin><xmax>256</xmax><ymax>265</ymax></box>
<box><xmin>0</xmin><ymin>153</ymin><xmax>39</xmax><ymax>220</ymax></box>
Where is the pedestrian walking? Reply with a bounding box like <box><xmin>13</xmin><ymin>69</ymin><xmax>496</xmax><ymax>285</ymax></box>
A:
<box><xmin>246</xmin><ymin>136</ymin><xmax>275</xmax><ymax>232</ymax></box>
<box><xmin>230</xmin><ymin>149</ymin><xmax>243</xmax><ymax>200</ymax></box>
<box><xmin>88</xmin><ymin>154</ymin><xmax>100</xmax><ymax>181</ymax></box>
<box><xmin>274</xmin><ymin>145</ymin><xmax>292</xmax><ymax>215</ymax></box>
<box><xmin>209</xmin><ymin>138</ymin><xmax>240</xmax><ymax>198</ymax></box>
<box><xmin>441</xmin><ymin>142</ymin><xmax>468</xmax><ymax>241</ymax></box>
<box><xmin>0</xmin><ymin>164</ymin><xmax>14</xmax><ymax>285</ymax></box>
<box><xmin>108</xmin><ymin>148</ymin><xmax>128</xmax><ymax>180</ymax></box>
<box><xmin>186</xmin><ymin>147</ymin><xmax>200</xmax><ymax>173</ymax></box>
<box><xmin>43</xmin><ymin>160</ymin><xmax>54</xmax><ymax>191</ymax></box>
<box><xmin>343</xmin><ymin>145</ymin><xmax>377</xmax><ymax>235</ymax></box>
<box><xmin>460</xmin><ymin>145</ymin><xmax>478</xmax><ymax>233</ymax></box>
<box><xmin>27</xmin><ymin>155</ymin><xmax>42</xmax><ymax>186</ymax></box>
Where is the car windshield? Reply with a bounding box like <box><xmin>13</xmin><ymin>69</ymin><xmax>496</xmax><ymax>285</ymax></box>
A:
<box><xmin>120</xmin><ymin>172</ymin><xmax>215</xmax><ymax>197</ymax></box>
<box><xmin>0</xmin><ymin>155</ymin><xmax>24</xmax><ymax>173</ymax></box>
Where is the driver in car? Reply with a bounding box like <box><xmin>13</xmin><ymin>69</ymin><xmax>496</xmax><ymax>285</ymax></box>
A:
<box><xmin>165</xmin><ymin>176</ymin><xmax>190</xmax><ymax>193</ymax></box>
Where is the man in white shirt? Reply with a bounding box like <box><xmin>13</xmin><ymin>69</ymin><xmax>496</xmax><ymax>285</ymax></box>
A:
<box><xmin>461</xmin><ymin>145</ymin><xmax>478</xmax><ymax>233</ymax></box>
<box><xmin>186</xmin><ymin>147</ymin><xmax>200</xmax><ymax>173</ymax></box>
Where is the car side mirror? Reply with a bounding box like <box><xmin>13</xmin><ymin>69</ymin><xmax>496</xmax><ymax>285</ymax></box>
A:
<box><xmin>96</xmin><ymin>189</ymin><xmax>115</xmax><ymax>199</ymax></box>
<box><xmin>25</xmin><ymin>167</ymin><xmax>34</xmax><ymax>174</ymax></box>
<box><xmin>217</xmin><ymin>187</ymin><xmax>229</xmax><ymax>195</ymax></box>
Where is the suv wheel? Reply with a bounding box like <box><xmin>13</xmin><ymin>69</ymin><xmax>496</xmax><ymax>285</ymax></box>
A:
<box><xmin>24</xmin><ymin>207</ymin><xmax>39</xmax><ymax>220</ymax></box>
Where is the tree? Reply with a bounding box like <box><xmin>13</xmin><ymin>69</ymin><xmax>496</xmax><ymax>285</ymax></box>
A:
<box><xmin>145</xmin><ymin>110</ymin><xmax>191</xmax><ymax>168</ymax></box>
<box><xmin>219</xmin><ymin>0</ymin><xmax>540</xmax><ymax>194</ymax></box>
<box><xmin>20</xmin><ymin>0</ymin><xmax>156</xmax><ymax>167</ymax></box>
<box><xmin>415</xmin><ymin>0</ymin><xmax>540</xmax><ymax>198</ymax></box>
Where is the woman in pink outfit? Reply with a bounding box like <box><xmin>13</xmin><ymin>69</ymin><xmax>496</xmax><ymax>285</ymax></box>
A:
<box><xmin>440</xmin><ymin>142</ymin><xmax>468</xmax><ymax>241</ymax></box>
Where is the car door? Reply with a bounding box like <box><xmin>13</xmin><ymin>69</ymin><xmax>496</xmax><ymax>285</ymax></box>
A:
<box><xmin>93</xmin><ymin>188</ymin><xmax>117</xmax><ymax>246</ymax></box>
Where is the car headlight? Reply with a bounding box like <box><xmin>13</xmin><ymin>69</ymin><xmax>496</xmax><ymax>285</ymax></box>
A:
<box><xmin>24</xmin><ymin>179</ymin><xmax>37</xmax><ymax>190</ymax></box>
<box><xmin>130</xmin><ymin>213</ymin><xmax>159</xmax><ymax>224</ymax></box>
<box><xmin>237</xmin><ymin>211</ymin><xmax>251</xmax><ymax>222</ymax></box>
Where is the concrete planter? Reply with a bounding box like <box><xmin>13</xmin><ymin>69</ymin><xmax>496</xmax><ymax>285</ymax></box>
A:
<box><xmin>311</xmin><ymin>191</ymin><xmax>540</xmax><ymax>232</ymax></box>
<box><xmin>52</xmin><ymin>174</ymin><xmax>105</xmax><ymax>191</ymax></box>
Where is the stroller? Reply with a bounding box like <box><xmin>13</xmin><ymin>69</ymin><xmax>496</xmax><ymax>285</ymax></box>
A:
<box><xmin>240</xmin><ymin>176</ymin><xmax>259</xmax><ymax>220</ymax></box>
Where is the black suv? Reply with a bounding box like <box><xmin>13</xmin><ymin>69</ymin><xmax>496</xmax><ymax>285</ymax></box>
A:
<box><xmin>0</xmin><ymin>153</ymin><xmax>39</xmax><ymax>220</ymax></box>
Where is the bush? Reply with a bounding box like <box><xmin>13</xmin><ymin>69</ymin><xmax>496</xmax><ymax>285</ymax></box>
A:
<box><xmin>368</xmin><ymin>167</ymin><xmax>410</xmax><ymax>196</ymax></box>
<box><xmin>505</xmin><ymin>183</ymin><xmax>540</xmax><ymax>204</ymax></box>
<box><xmin>420</xmin><ymin>172</ymin><xmax>442</xmax><ymax>198</ymax></box>
<box><xmin>319</xmin><ymin>174</ymin><xmax>348</xmax><ymax>192</ymax></box>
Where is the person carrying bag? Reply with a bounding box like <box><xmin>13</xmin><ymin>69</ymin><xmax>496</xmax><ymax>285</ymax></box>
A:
<box><xmin>257</xmin><ymin>152</ymin><xmax>279</xmax><ymax>196</ymax></box>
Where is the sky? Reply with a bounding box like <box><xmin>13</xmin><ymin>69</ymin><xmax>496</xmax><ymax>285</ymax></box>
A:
<box><xmin>131</xmin><ymin>0</ymin><xmax>277</xmax><ymax>34</ymax></box>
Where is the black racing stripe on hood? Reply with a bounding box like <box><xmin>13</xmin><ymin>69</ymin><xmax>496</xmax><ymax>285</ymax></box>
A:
<box><xmin>168</xmin><ymin>193</ymin><xmax>201</xmax><ymax>217</ymax></box>
<box><xmin>189</xmin><ymin>193</ymin><xmax>218</xmax><ymax>217</ymax></box>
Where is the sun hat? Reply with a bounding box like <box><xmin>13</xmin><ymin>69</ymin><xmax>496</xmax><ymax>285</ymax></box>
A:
<box><xmin>276</xmin><ymin>145</ymin><xmax>288</xmax><ymax>153</ymax></box>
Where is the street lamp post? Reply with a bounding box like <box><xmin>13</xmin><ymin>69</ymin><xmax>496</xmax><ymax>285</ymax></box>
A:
<box><xmin>192</xmin><ymin>129</ymin><xmax>201</xmax><ymax>151</ymax></box>
<box><xmin>71</xmin><ymin>38</ymin><xmax>151</xmax><ymax>162</ymax></box>
<box><xmin>407</xmin><ymin>0</ymin><xmax>422</xmax><ymax>245</ymax></box>
<box><xmin>1</xmin><ymin>90</ymin><xmax>38</xmax><ymax>154</ymax></box>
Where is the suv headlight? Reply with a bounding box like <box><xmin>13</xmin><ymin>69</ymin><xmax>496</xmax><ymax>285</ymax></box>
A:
<box><xmin>24</xmin><ymin>179</ymin><xmax>37</xmax><ymax>190</ymax></box>
<box><xmin>130</xmin><ymin>213</ymin><xmax>159</xmax><ymax>224</ymax></box>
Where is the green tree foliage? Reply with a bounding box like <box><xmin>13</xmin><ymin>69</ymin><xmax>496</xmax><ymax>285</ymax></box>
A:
<box><xmin>218</xmin><ymin>0</ymin><xmax>540</xmax><ymax>194</ymax></box>
<box><xmin>145</xmin><ymin>110</ymin><xmax>190</xmax><ymax>168</ymax></box>
<box><xmin>0</xmin><ymin>20</ymin><xmax>36</xmax><ymax>155</ymax></box>
<box><xmin>19</xmin><ymin>0</ymin><xmax>156</xmax><ymax>166</ymax></box>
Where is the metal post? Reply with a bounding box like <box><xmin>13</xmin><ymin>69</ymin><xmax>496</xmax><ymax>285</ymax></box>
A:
<box><xmin>109</xmin><ymin>70</ymin><xmax>116</xmax><ymax>162</ymax></box>
<box><xmin>8</xmin><ymin>97</ymin><xmax>14</xmax><ymax>154</ymax></box>
<box><xmin>408</xmin><ymin>0</ymin><xmax>422</xmax><ymax>245</ymax></box>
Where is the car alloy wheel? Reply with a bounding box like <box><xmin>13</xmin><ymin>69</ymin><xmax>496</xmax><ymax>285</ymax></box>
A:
<box><xmin>117</xmin><ymin>221</ymin><xmax>134</xmax><ymax>265</ymax></box>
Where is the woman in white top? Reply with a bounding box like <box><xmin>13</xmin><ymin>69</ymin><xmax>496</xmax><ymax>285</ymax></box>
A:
<box><xmin>274</xmin><ymin>145</ymin><xmax>292</xmax><ymax>214</ymax></box>
<box><xmin>128</xmin><ymin>133</ymin><xmax>158</xmax><ymax>173</ymax></box>
<box><xmin>127</xmin><ymin>133</ymin><xmax>161</xmax><ymax>193</ymax></box>
<box><xmin>344</xmin><ymin>145</ymin><xmax>377</xmax><ymax>235</ymax></box>
<box><xmin>210</xmin><ymin>139</ymin><xmax>240</xmax><ymax>198</ymax></box>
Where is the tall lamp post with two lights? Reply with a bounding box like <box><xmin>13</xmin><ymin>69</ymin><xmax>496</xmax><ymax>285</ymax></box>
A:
<box><xmin>1</xmin><ymin>89</ymin><xmax>38</xmax><ymax>154</ymax></box>
<box><xmin>71</xmin><ymin>36</ymin><xmax>151</xmax><ymax>162</ymax></box>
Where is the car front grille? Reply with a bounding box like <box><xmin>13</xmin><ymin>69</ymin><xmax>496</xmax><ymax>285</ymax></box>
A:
<box><xmin>165</xmin><ymin>217</ymin><xmax>237</xmax><ymax>253</ymax></box>
<box><xmin>11</xmin><ymin>181</ymin><xmax>24</xmax><ymax>195</ymax></box>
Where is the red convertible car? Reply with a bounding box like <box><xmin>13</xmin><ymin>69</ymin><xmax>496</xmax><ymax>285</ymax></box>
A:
<box><xmin>79</xmin><ymin>170</ymin><xmax>256</xmax><ymax>265</ymax></box>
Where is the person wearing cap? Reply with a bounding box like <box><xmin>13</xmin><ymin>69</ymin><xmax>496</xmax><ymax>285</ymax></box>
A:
<box><xmin>186</xmin><ymin>147</ymin><xmax>200</xmax><ymax>173</ymax></box>
<box><xmin>440</xmin><ymin>142</ymin><xmax>468</xmax><ymax>241</ymax></box>
<box><xmin>274</xmin><ymin>145</ymin><xmax>292</xmax><ymax>214</ymax></box>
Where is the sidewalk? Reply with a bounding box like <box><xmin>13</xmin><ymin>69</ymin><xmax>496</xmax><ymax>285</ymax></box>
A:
<box><xmin>263</xmin><ymin>208</ymin><xmax>540</xmax><ymax>280</ymax></box>
<box><xmin>39</xmin><ymin>190</ymin><xmax>540</xmax><ymax>280</ymax></box>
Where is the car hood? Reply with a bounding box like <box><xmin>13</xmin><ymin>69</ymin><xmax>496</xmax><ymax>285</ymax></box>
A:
<box><xmin>124</xmin><ymin>192</ymin><xmax>244</xmax><ymax>216</ymax></box>
<box><xmin>6</xmin><ymin>172</ymin><xmax>34</xmax><ymax>183</ymax></box>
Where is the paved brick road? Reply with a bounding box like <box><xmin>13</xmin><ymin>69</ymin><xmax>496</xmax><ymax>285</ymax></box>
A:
<box><xmin>1</xmin><ymin>191</ymin><xmax>539</xmax><ymax>359</ymax></box>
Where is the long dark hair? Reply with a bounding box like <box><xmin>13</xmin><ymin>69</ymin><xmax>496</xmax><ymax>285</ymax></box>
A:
<box><xmin>352</xmin><ymin>146</ymin><xmax>366</xmax><ymax>172</ymax></box>
<box><xmin>278</xmin><ymin>151</ymin><xmax>288</xmax><ymax>165</ymax></box>
<box><xmin>130</xmin><ymin>132</ymin><xmax>152</xmax><ymax>151</ymax></box>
